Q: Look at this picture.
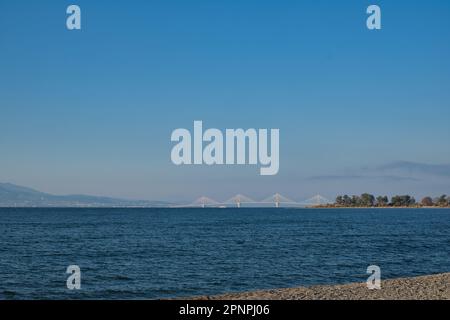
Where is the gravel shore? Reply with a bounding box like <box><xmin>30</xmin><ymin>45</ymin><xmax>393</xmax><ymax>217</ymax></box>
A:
<box><xmin>191</xmin><ymin>273</ymin><xmax>450</xmax><ymax>300</ymax></box>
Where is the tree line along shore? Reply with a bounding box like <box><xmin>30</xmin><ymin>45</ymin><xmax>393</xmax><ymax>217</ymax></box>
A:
<box><xmin>317</xmin><ymin>193</ymin><xmax>450</xmax><ymax>208</ymax></box>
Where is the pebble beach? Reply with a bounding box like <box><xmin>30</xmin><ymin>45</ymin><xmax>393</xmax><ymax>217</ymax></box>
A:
<box><xmin>191</xmin><ymin>273</ymin><xmax>450</xmax><ymax>300</ymax></box>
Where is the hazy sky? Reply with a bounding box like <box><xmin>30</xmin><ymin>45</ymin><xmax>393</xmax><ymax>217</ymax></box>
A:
<box><xmin>1</xmin><ymin>0</ymin><xmax>450</xmax><ymax>202</ymax></box>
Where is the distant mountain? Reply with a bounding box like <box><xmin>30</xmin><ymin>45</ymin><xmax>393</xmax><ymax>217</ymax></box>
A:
<box><xmin>0</xmin><ymin>183</ymin><xmax>172</xmax><ymax>207</ymax></box>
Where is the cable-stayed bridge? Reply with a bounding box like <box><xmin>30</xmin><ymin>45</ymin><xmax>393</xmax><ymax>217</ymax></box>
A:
<box><xmin>172</xmin><ymin>193</ymin><xmax>331</xmax><ymax>208</ymax></box>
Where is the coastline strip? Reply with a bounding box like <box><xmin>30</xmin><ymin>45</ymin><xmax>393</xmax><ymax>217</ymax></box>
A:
<box><xmin>189</xmin><ymin>273</ymin><xmax>450</xmax><ymax>300</ymax></box>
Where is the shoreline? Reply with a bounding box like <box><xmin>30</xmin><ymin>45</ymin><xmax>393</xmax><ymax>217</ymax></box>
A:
<box><xmin>188</xmin><ymin>273</ymin><xmax>450</xmax><ymax>300</ymax></box>
<box><xmin>1</xmin><ymin>206</ymin><xmax>450</xmax><ymax>209</ymax></box>
<box><xmin>308</xmin><ymin>206</ymin><xmax>450</xmax><ymax>209</ymax></box>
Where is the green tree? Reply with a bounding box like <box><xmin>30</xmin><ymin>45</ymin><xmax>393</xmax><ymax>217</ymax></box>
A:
<box><xmin>342</xmin><ymin>195</ymin><xmax>352</xmax><ymax>206</ymax></box>
<box><xmin>335</xmin><ymin>195</ymin><xmax>344</xmax><ymax>206</ymax></box>
<box><xmin>437</xmin><ymin>194</ymin><xmax>448</xmax><ymax>207</ymax></box>
<box><xmin>376</xmin><ymin>196</ymin><xmax>389</xmax><ymax>207</ymax></box>
<box><xmin>360</xmin><ymin>193</ymin><xmax>375</xmax><ymax>207</ymax></box>
<box><xmin>391</xmin><ymin>195</ymin><xmax>415</xmax><ymax>207</ymax></box>
<box><xmin>351</xmin><ymin>195</ymin><xmax>361</xmax><ymax>207</ymax></box>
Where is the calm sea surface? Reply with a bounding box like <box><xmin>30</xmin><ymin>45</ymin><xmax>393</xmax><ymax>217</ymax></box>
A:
<box><xmin>0</xmin><ymin>208</ymin><xmax>449</xmax><ymax>299</ymax></box>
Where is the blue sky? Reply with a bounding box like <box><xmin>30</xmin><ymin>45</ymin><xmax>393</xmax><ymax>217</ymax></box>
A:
<box><xmin>1</xmin><ymin>0</ymin><xmax>450</xmax><ymax>201</ymax></box>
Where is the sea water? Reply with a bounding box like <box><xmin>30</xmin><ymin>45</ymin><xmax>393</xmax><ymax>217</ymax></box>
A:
<box><xmin>0</xmin><ymin>208</ymin><xmax>449</xmax><ymax>299</ymax></box>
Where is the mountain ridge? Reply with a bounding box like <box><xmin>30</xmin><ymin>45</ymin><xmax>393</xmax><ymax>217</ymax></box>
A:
<box><xmin>0</xmin><ymin>182</ymin><xmax>172</xmax><ymax>207</ymax></box>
